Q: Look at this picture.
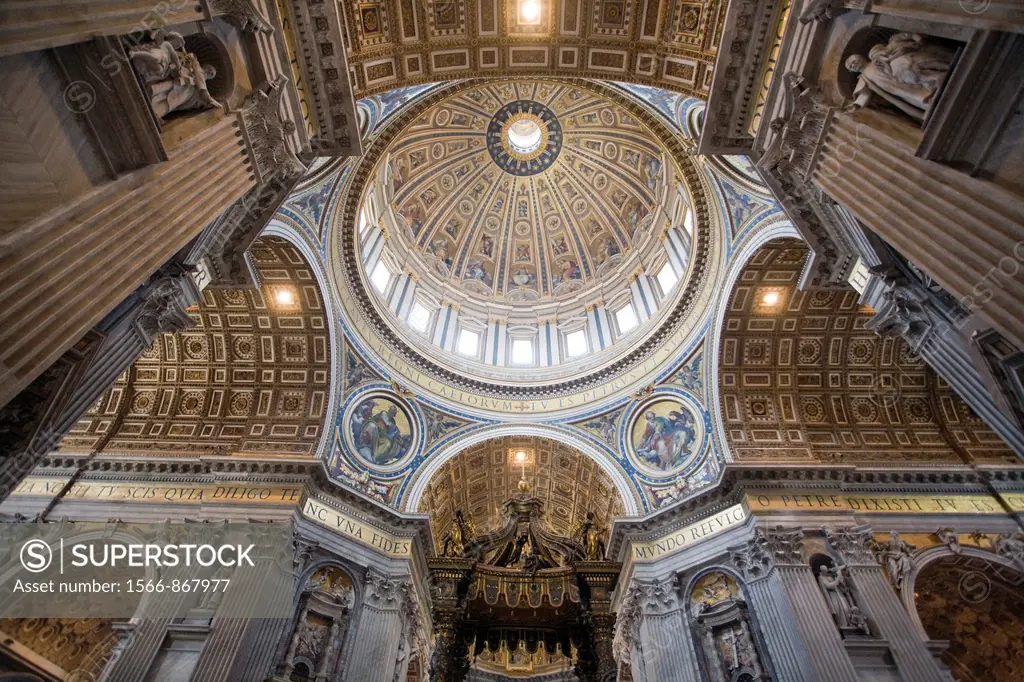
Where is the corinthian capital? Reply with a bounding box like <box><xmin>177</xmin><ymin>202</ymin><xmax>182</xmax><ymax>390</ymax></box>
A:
<box><xmin>135</xmin><ymin>268</ymin><xmax>198</xmax><ymax>339</ymax></box>
<box><xmin>364</xmin><ymin>569</ymin><xmax>411</xmax><ymax>610</ymax></box>
<box><xmin>238</xmin><ymin>77</ymin><xmax>306</xmax><ymax>183</ymax></box>
<box><xmin>763</xmin><ymin>525</ymin><xmax>805</xmax><ymax>566</ymax></box>
<box><xmin>822</xmin><ymin>524</ymin><xmax>877</xmax><ymax>566</ymax></box>
<box><xmin>730</xmin><ymin>528</ymin><xmax>774</xmax><ymax>581</ymax></box>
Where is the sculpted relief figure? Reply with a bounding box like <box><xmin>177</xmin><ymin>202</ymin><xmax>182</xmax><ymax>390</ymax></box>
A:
<box><xmin>873</xmin><ymin>531</ymin><xmax>916</xmax><ymax>590</ymax></box>
<box><xmin>129</xmin><ymin>30</ymin><xmax>222</xmax><ymax>119</ymax></box>
<box><xmin>844</xmin><ymin>32</ymin><xmax>954</xmax><ymax>122</ymax></box>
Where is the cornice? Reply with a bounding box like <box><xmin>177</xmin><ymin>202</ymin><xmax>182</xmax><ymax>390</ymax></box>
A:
<box><xmin>607</xmin><ymin>463</ymin><xmax>1024</xmax><ymax>558</ymax></box>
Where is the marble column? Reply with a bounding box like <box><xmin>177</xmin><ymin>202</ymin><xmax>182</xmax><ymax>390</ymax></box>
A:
<box><xmin>345</xmin><ymin>570</ymin><xmax>410</xmax><ymax>682</ymax></box>
<box><xmin>764</xmin><ymin>527</ymin><xmax>860</xmax><ymax>682</ymax></box>
<box><xmin>824</xmin><ymin>525</ymin><xmax>945</xmax><ymax>682</ymax></box>
<box><xmin>729</xmin><ymin>530</ymin><xmax>816</xmax><ymax>682</ymax></box>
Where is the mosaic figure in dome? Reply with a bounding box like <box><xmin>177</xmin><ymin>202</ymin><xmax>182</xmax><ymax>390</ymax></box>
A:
<box><xmin>634</xmin><ymin>402</ymin><xmax>697</xmax><ymax>471</ymax></box>
<box><xmin>389</xmin><ymin>157</ymin><xmax>406</xmax><ymax>192</ymax></box>
<box><xmin>479</xmin><ymin>234</ymin><xmax>494</xmax><ymax>258</ymax></box>
<box><xmin>596</xmin><ymin>237</ymin><xmax>620</xmax><ymax>265</ymax></box>
<box><xmin>550</xmin><ymin>236</ymin><xmax>569</xmax><ymax>256</ymax></box>
<box><xmin>552</xmin><ymin>260</ymin><xmax>581</xmax><ymax>287</ymax></box>
<box><xmin>351</xmin><ymin>398</ymin><xmax>411</xmax><ymax>465</ymax></box>
<box><xmin>511</xmin><ymin>268</ymin><xmax>536</xmax><ymax>287</ymax></box>
<box><xmin>399</xmin><ymin>202</ymin><xmax>423</xmax><ymax>236</ymax></box>
<box><xmin>464</xmin><ymin>259</ymin><xmax>493</xmax><ymax>287</ymax></box>
<box><xmin>643</xmin><ymin>155</ymin><xmax>662</xmax><ymax>191</ymax></box>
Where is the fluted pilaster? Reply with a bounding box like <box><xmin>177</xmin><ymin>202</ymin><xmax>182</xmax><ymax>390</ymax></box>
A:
<box><xmin>730</xmin><ymin>530</ymin><xmax>816</xmax><ymax>682</ymax></box>
<box><xmin>345</xmin><ymin>571</ymin><xmax>410</xmax><ymax>682</ymax></box>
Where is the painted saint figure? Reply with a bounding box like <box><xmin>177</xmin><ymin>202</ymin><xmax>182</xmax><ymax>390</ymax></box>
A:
<box><xmin>351</xmin><ymin>399</ymin><xmax>410</xmax><ymax>465</ymax></box>
<box><xmin>636</xmin><ymin>407</ymin><xmax>696</xmax><ymax>470</ymax></box>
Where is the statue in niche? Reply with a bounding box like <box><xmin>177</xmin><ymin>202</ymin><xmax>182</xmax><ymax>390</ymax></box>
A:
<box><xmin>872</xmin><ymin>531</ymin><xmax>916</xmax><ymax>590</ymax></box>
<box><xmin>128</xmin><ymin>30</ymin><xmax>221</xmax><ymax>120</ymax></box>
<box><xmin>440</xmin><ymin>510</ymin><xmax>473</xmax><ymax>557</ymax></box>
<box><xmin>844</xmin><ymin>32</ymin><xmax>954</xmax><ymax>122</ymax></box>
<box><xmin>573</xmin><ymin>511</ymin><xmax>607</xmax><ymax>560</ymax></box>
<box><xmin>817</xmin><ymin>564</ymin><xmax>870</xmax><ymax>635</ymax></box>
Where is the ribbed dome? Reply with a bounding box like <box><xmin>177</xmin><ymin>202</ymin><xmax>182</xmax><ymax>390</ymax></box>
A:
<box><xmin>383</xmin><ymin>81</ymin><xmax>666</xmax><ymax>307</ymax></box>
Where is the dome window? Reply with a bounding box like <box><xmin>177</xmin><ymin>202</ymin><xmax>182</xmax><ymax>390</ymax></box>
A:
<box><xmin>457</xmin><ymin>328</ymin><xmax>480</xmax><ymax>356</ymax></box>
<box><xmin>656</xmin><ymin>261</ymin><xmax>678</xmax><ymax>295</ymax></box>
<box><xmin>370</xmin><ymin>261</ymin><xmax>393</xmax><ymax>293</ymax></box>
<box><xmin>565</xmin><ymin>329</ymin><xmax>588</xmax><ymax>358</ymax></box>
<box><xmin>408</xmin><ymin>301</ymin><xmax>431</xmax><ymax>333</ymax></box>
<box><xmin>615</xmin><ymin>303</ymin><xmax>638</xmax><ymax>334</ymax></box>
<box><xmin>511</xmin><ymin>339</ymin><xmax>534</xmax><ymax>365</ymax></box>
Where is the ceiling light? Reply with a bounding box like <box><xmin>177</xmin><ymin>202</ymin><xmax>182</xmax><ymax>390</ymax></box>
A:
<box><xmin>762</xmin><ymin>292</ymin><xmax>779</xmax><ymax>305</ymax></box>
<box><xmin>520</xmin><ymin>0</ymin><xmax>541</xmax><ymax>22</ymax></box>
<box><xmin>276</xmin><ymin>288</ymin><xmax>296</xmax><ymax>305</ymax></box>
<box><xmin>515</xmin><ymin>450</ymin><xmax>527</xmax><ymax>463</ymax></box>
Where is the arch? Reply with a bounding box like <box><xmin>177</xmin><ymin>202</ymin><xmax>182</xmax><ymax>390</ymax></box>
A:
<box><xmin>403</xmin><ymin>422</ymin><xmax>642</xmax><ymax>516</ymax></box>
<box><xmin>262</xmin><ymin>222</ymin><xmax>342</xmax><ymax>463</ymax></box>
<box><xmin>901</xmin><ymin>543</ymin><xmax>1024</xmax><ymax>638</ymax></box>
<box><xmin>706</xmin><ymin>221</ymin><xmax>801</xmax><ymax>464</ymax></box>
<box><xmin>904</xmin><ymin>547</ymin><xmax>1024</xmax><ymax>681</ymax></box>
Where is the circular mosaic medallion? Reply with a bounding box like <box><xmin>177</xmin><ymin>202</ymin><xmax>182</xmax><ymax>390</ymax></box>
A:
<box><xmin>628</xmin><ymin>396</ymin><xmax>705</xmax><ymax>476</ymax></box>
<box><xmin>343</xmin><ymin>391</ymin><xmax>416</xmax><ymax>470</ymax></box>
<box><xmin>486</xmin><ymin>100</ymin><xmax>562</xmax><ymax>176</ymax></box>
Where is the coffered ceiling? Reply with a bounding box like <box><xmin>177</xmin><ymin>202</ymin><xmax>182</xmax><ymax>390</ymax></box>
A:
<box><xmin>419</xmin><ymin>436</ymin><xmax>624</xmax><ymax>548</ymax></box>
<box><xmin>340</xmin><ymin>0</ymin><xmax>725</xmax><ymax>97</ymax></box>
<box><xmin>58</xmin><ymin>237</ymin><xmax>331</xmax><ymax>458</ymax></box>
<box><xmin>718</xmin><ymin>238</ymin><xmax>1017</xmax><ymax>466</ymax></box>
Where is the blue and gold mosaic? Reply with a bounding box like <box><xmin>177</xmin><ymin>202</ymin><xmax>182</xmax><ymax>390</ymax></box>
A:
<box><xmin>486</xmin><ymin>100</ymin><xmax>562</xmax><ymax>176</ymax></box>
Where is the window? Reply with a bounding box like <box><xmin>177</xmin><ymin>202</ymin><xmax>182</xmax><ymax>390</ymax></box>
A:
<box><xmin>656</xmin><ymin>261</ymin><xmax>678</xmax><ymax>295</ymax></box>
<box><xmin>457</xmin><ymin>329</ymin><xmax>480</xmax><ymax>356</ymax></box>
<box><xmin>359</xmin><ymin>208</ymin><xmax>368</xmax><ymax>234</ymax></box>
<box><xmin>511</xmin><ymin>339</ymin><xmax>533</xmax><ymax>365</ymax></box>
<box><xmin>615</xmin><ymin>303</ymin><xmax>638</xmax><ymax>334</ymax></box>
<box><xmin>370</xmin><ymin>261</ymin><xmax>392</xmax><ymax>293</ymax></box>
<box><xmin>565</xmin><ymin>330</ymin><xmax>588</xmax><ymax>357</ymax></box>
<box><xmin>683</xmin><ymin>206</ymin><xmax>694</xmax><ymax>235</ymax></box>
<box><xmin>408</xmin><ymin>301</ymin><xmax>431</xmax><ymax>333</ymax></box>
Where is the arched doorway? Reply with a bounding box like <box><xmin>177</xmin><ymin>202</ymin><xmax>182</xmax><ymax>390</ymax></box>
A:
<box><xmin>913</xmin><ymin>554</ymin><xmax>1024</xmax><ymax>680</ymax></box>
<box><xmin>420</xmin><ymin>436</ymin><xmax>626</xmax><ymax>681</ymax></box>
